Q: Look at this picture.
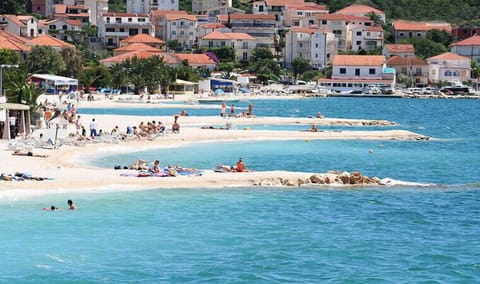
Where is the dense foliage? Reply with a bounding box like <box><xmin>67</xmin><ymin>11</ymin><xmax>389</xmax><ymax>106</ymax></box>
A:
<box><xmin>319</xmin><ymin>0</ymin><xmax>480</xmax><ymax>24</ymax></box>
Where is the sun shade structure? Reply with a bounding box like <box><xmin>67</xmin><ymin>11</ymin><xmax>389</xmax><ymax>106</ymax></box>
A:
<box><xmin>0</xmin><ymin>103</ymin><xmax>31</xmax><ymax>139</ymax></box>
<box><xmin>30</xmin><ymin>74</ymin><xmax>78</xmax><ymax>86</ymax></box>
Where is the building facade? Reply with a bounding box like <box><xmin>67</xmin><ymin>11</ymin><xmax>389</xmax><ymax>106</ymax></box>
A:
<box><xmin>127</xmin><ymin>0</ymin><xmax>179</xmax><ymax>14</ymax></box>
<box><xmin>98</xmin><ymin>12</ymin><xmax>155</xmax><ymax>49</ymax></box>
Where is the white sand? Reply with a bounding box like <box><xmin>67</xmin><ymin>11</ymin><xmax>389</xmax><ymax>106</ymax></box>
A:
<box><xmin>0</xmin><ymin>95</ymin><xmax>429</xmax><ymax>193</ymax></box>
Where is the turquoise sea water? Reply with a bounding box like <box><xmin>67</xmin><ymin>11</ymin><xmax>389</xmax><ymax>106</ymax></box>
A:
<box><xmin>2</xmin><ymin>98</ymin><xmax>480</xmax><ymax>282</ymax></box>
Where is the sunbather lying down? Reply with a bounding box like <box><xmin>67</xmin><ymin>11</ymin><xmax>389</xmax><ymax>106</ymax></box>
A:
<box><xmin>12</xmin><ymin>150</ymin><xmax>48</xmax><ymax>158</ymax></box>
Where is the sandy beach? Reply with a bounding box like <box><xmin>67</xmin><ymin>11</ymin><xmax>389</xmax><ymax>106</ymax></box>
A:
<box><xmin>0</xmin><ymin>94</ymin><xmax>430</xmax><ymax>193</ymax></box>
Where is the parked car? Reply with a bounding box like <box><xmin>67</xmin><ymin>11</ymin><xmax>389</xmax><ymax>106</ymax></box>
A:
<box><xmin>97</xmin><ymin>87</ymin><xmax>121</xmax><ymax>95</ymax></box>
<box><xmin>405</xmin><ymin>88</ymin><xmax>422</xmax><ymax>95</ymax></box>
<box><xmin>421</xmin><ymin>87</ymin><xmax>434</xmax><ymax>94</ymax></box>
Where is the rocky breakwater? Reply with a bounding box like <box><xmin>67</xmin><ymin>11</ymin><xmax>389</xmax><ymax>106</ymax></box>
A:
<box><xmin>252</xmin><ymin>171</ymin><xmax>394</xmax><ymax>187</ymax></box>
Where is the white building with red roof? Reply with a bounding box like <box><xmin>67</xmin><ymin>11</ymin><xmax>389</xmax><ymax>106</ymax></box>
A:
<box><xmin>386</xmin><ymin>56</ymin><xmax>429</xmax><ymax>87</ymax></box>
<box><xmin>98</xmin><ymin>12</ymin><xmax>154</xmax><ymax>49</ymax></box>
<box><xmin>217</xmin><ymin>14</ymin><xmax>276</xmax><ymax>47</ymax></box>
<box><xmin>0</xmin><ymin>31</ymin><xmax>31</xmax><ymax>58</ymax></box>
<box><xmin>119</xmin><ymin>33</ymin><xmax>165</xmax><ymax>49</ymax></box>
<box><xmin>427</xmin><ymin>52</ymin><xmax>471</xmax><ymax>83</ymax></box>
<box><xmin>253</xmin><ymin>0</ymin><xmax>305</xmax><ymax>28</ymax></box>
<box><xmin>197</xmin><ymin>22</ymin><xmax>230</xmax><ymax>39</ymax></box>
<box><xmin>53</xmin><ymin>4</ymin><xmax>90</xmax><ymax>26</ymax></box>
<box><xmin>0</xmin><ymin>15</ymin><xmax>40</xmax><ymax>38</ymax></box>
<box><xmin>28</xmin><ymin>34</ymin><xmax>75</xmax><ymax>50</ymax></box>
<box><xmin>383</xmin><ymin>44</ymin><xmax>415</xmax><ymax>58</ymax></box>
<box><xmin>150</xmin><ymin>10</ymin><xmax>187</xmax><ymax>40</ymax></box>
<box><xmin>193</xmin><ymin>0</ymin><xmax>231</xmax><ymax>15</ymax></box>
<box><xmin>334</xmin><ymin>4</ymin><xmax>385</xmax><ymax>23</ymax></box>
<box><xmin>450</xmin><ymin>35</ymin><xmax>480</xmax><ymax>64</ymax></box>
<box><xmin>163</xmin><ymin>14</ymin><xmax>198</xmax><ymax>49</ymax></box>
<box><xmin>393</xmin><ymin>20</ymin><xmax>452</xmax><ymax>43</ymax></box>
<box><xmin>315</xmin><ymin>14</ymin><xmax>374</xmax><ymax>51</ymax></box>
<box><xmin>200</xmin><ymin>31</ymin><xmax>256</xmax><ymax>61</ymax></box>
<box><xmin>285</xmin><ymin>27</ymin><xmax>337</xmax><ymax>69</ymax></box>
<box><xmin>350</xmin><ymin>25</ymin><xmax>383</xmax><ymax>51</ymax></box>
<box><xmin>282</xmin><ymin>3</ymin><xmax>328</xmax><ymax>27</ymax></box>
<box><xmin>42</xmin><ymin>18</ymin><xmax>83</xmax><ymax>42</ymax></box>
<box><xmin>318</xmin><ymin>55</ymin><xmax>395</xmax><ymax>92</ymax></box>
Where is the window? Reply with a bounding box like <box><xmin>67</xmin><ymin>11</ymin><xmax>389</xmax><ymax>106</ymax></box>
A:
<box><xmin>62</xmin><ymin>25</ymin><xmax>67</xmax><ymax>30</ymax></box>
<box><xmin>115</xmin><ymin>17</ymin><xmax>121</xmax><ymax>23</ymax></box>
<box><xmin>142</xmin><ymin>28</ymin><xmax>149</xmax><ymax>34</ymax></box>
<box><xmin>259</xmin><ymin>6</ymin><xmax>264</xmax><ymax>12</ymax></box>
<box><xmin>333</xmin><ymin>30</ymin><xmax>342</xmax><ymax>35</ymax></box>
<box><xmin>243</xmin><ymin>52</ymin><xmax>248</xmax><ymax>60</ymax></box>
<box><xmin>453</xmin><ymin>70</ymin><xmax>460</xmax><ymax>76</ymax></box>
<box><xmin>340</xmin><ymin>68</ymin><xmax>346</xmax><ymax>74</ymax></box>
<box><xmin>180</xmin><ymin>31</ymin><xmax>184</xmax><ymax>35</ymax></box>
<box><xmin>315</xmin><ymin>53</ymin><xmax>318</xmax><ymax>58</ymax></box>
<box><xmin>417</xmin><ymin>33</ymin><xmax>422</xmax><ymax>37</ymax></box>
<box><xmin>172</xmin><ymin>22</ymin><xmax>176</xmax><ymax>25</ymax></box>
<box><xmin>356</xmin><ymin>31</ymin><xmax>361</xmax><ymax>36</ymax></box>
<box><xmin>189</xmin><ymin>31</ymin><xmax>193</xmax><ymax>35</ymax></box>
<box><xmin>355</xmin><ymin>69</ymin><xmax>360</xmax><ymax>76</ymax></box>
<box><xmin>119</xmin><ymin>28</ymin><xmax>124</xmax><ymax>32</ymax></box>
<box><xmin>49</xmin><ymin>25</ymin><xmax>56</xmax><ymax>30</ymax></box>
<box><xmin>444</xmin><ymin>70</ymin><xmax>452</xmax><ymax>76</ymax></box>
<box><xmin>128</xmin><ymin>18</ymin><xmax>132</xmax><ymax>22</ymax></box>
<box><xmin>138</xmin><ymin>18</ymin><xmax>146</xmax><ymax>22</ymax></box>
<box><xmin>299</xmin><ymin>43</ymin><xmax>303</xmax><ymax>48</ymax></box>
<box><xmin>356</xmin><ymin>41</ymin><xmax>361</xmax><ymax>45</ymax></box>
<box><xmin>366</xmin><ymin>32</ymin><xmax>370</xmax><ymax>36</ymax></box>
<box><xmin>106</xmin><ymin>17</ymin><xmax>110</xmax><ymax>23</ymax></box>
<box><xmin>369</xmin><ymin>68</ymin><xmax>376</xmax><ymax>74</ymax></box>
<box><xmin>106</xmin><ymin>28</ymin><xmax>115</xmax><ymax>32</ymax></box>
<box><xmin>322</xmin><ymin>20</ymin><xmax>327</xmax><ymax>25</ymax></box>
<box><xmin>399</xmin><ymin>32</ymin><xmax>404</xmax><ymax>37</ymax></box>
<box><xmin>315</xmin><ymin>43</ymin><xmax>318</xmax><ymax>48</ymax></box>
<box><xmin>172</xmin><ymin>30</ymin><xmax>176</xmax><ymax>35</ymax></box>
<box><xmin>243</xmin><ymin>42</ymin><xmax>248</xmax><ymax>49</ymax></box>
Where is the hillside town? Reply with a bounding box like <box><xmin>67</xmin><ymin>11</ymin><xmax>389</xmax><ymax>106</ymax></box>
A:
<box><xmin>1</xmin><ymin>0</ymin><xmax>480</xmax><ymax>97</ymax></box>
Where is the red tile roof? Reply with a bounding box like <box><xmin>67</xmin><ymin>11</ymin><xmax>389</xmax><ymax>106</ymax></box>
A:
<box><xmin>393</xmin><ymin>20</ymin><xmax>452</xmax><ymax>32</ymax></box>
<box><xmin>0</xmin><ymin>36</ymin><xmax>31</xmax><ymax>51</ymax></box>
<box><xmin>365</xmin><ymin>26</ymin><xmax>383</xmax><ymax>32</ymax></box>
<box><xmin>120</xmin><ymin>33</ymin><xmax>165</xmax><ymax>44</ymax></box>
<box><xmin>334</xmin><ymin>4</ymin><xmax>384</xmax><ymax>16</ymax></box>
<box><xmin>333</xmin><ymin>55</ymin><xmax>385</xmax><ymax>66</ymax></box>
<box><xmin>28</xmin><ymin>34</ymin><xmax>74</xmax><ymax>48</ymax></box>
<box><xmin>384</xmin><ymin>44</ymin><xmax>415</xmax><ymax>53</ymax></box>
<box><xmin>165</xmin><ymin>14</ymin><xmax>197</xmax><ymax>21</ymax></box>
<box><xmin>317</xmin><ymin>14</ymin><xmax>370</xmax><ymax>21</ymax></box>
<box><xmin>1</xmin><ymin>15</ymin><xmax>25</xmax><ymax>27</ymax></box>
<box><xmin>0</xmin><ymin>30</ymin><xmax>29</xmax><ymax>44</ymax></box>
<box><xmin>286</xmin><ymin>4</ymin><xmax>328</xmax><ymax>11</ymax></box>
<box><xmin>54</xmin><ymin>4</ymin><xmax>67</xmax><ymax>14</ymax></box>
<box><xmin>202</xmin><ymin>31</ymin><xmax>255</xmax><ymax>40</ymax></box>
<box><xmin>174</xmin><ymin>53</ymin><xmax>216</xmax><ymax>65</ymax></box>
<box><xmin>198</xmin><ymin>23</ymin><xmax>226</xmax><ymax>29</ymax></box>
<box><xmin>427</xmin><ymin>52</ymin><xmax>470</xmax><ymax>61</ymax></box>
<box><xmin>265</xmin><ymin>0</ymin><xmax>304</xmax><ymax>6</ymax></box>
<box><xmin>450</xmin><ymin>34</ymin><xmax>480</xmax><ymax>46</ymax></box>
<box><xmin>386</xmin><ymin>56</ymin><xmax>427</xmax><ymax>66</ymax></box>
<box><xmin>114</xmin><ymin>43</ymin><xmax>161</xmax><ymax>52</ymax></box>
<box><xmin>100</xmin><ymin>50</ymin><xmax>177</xmax><ymax>64</ymax></box>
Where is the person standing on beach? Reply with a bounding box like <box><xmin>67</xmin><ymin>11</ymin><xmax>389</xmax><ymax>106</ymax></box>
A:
<box><xmin>89</xmin><ymin>118</ymin><xmax>97</xmax><ymax>138</ymax></box>
<box><xmin>221</xmin><ymin>101</ymin><xmax>226</xmax><ymax>117</ymax></box>
<box><xmin>248</xmin><ymin>103</ymin><xmax>253</xmax><ymax>116</ymax></box>
<box><xmin>230</xmin><ymin>104</ymin><xmax>235</xmax><ymax>117</ymax></box>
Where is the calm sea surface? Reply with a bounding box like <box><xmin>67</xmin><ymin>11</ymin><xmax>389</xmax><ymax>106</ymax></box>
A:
<box><xmin>2</xmin><ymin>98</ymin><xmax>480</xmax><ymax>283</ymax></box>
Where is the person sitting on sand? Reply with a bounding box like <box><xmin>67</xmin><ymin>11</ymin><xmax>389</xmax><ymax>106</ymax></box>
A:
<box><xmin>148</xmin><ymin>160</ymin><xmax>160</xmax><ymax>174</ymax></box>
<box><xmin>235</xmin><ymin>158</ymin><xmax>246</xmax><ymax>172</ymax></box>
<box><xmin>311</xmin><ymin>124</ymin><xmax>318</xmax><ymax>132</ymax></box>
<box><xmin>67</xmin><ymin>199</ymin><xmax>77</xmax><ymax>210</ymax></box>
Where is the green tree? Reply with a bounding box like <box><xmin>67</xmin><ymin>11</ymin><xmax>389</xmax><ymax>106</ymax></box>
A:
<box><xmin>291</xmin><ymin>57</ymin><xmax>311</xmax><ymax>81</ymax></box>
<box><xmin>402</xmin><ymin>38</ymin><xmax>447</xmax><ymax>59</ymax></box>
<box><xmin>252</xmin><ymin>59</ymin><xmax>281</xmax><ymax>84</ymax></box>
<box><xmin>109</xmin><ymin>63</ymin><xmax>127</xmax><ymax>90</ymax></box>
<box><xmin>427</xmin><ymin>29</ymin><xmax>452</xmax><ymax>47</ymax></box>
<box><xmin>60</xmin><ymin>47</ymin><xmax>83</xmax><ymax>78</ymax></box>
<box><xmin>167</xmin><ymin>40</ymin><xmax>180</xmax><ymax>52</ymax></box>
<box><xmin>0</xmin><ymin>0</ymin><xmax>26</xmax><ymax>14</ymax></box>
<box><xmin>251</xmin><ymin>47</ymin><xmax>274</xmax><ymax>62</ymax></box>
<box><xmin>0</xmin><ymin>49</ymin><xmax>20</xmax><ymax>65</ymax></box>
<box><xmin>210</xmin><ymin>46</ymin><xmax>236</xmax><ymax>62</ymax></box>
<box><xmin>26</xmin><ymin>46</ymin><xmax>66</xmax><ymax>74</ymax></box>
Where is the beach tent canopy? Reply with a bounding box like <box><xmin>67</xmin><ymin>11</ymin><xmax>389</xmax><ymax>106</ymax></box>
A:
<box><xmin>30</xmin><ymin>74</ymin><xmax>78</xmax><ymax>86</ymax></box>
<box><xmin>174</xmin><ymin>79</ymin><xmax>197</xmax><ymax>85</ymax></box>
<box><xmin>0</xmin><ymin>102</ymin><xmax>31</xmax><ymax>139</ymax></box>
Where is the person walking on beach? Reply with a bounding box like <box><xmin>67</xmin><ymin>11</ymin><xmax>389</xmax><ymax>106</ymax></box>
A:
<box><xmin>248</xmin><ymin>103</ymin><xmax>253</xmax><ymax>116</ymax></box>
<box><xmin>89</xmin><ymin>118</ymin><xmax>97</xmax><ymax>138</ymax></box>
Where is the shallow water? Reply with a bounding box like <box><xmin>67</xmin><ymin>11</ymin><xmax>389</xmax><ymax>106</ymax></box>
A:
<box><xmin>3</xmin><ymin>97</ymin><xmax>480</xmax><ymax>282</ymax></box>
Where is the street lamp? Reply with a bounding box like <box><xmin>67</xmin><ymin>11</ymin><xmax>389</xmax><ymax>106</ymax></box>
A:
<box><xmin>0</xmin><ymin>64</ymin><xmax>19</xmax><ymax>97</ymax></box>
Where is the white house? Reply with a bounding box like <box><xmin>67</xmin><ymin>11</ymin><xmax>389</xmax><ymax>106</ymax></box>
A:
<box><xmin>0</xmin><ymin>15</ymin><xmax>39</xmax><ymax>38</ymax></box>
<box><xmin>98</xmin><ymin>12</ymin><xmax>155</xmax><ymax>49</ymax></box>
<box><xmin>350</xmin><ymin>25</ymin><xmax>383</xmax><ymax>51</ymax></box>
<box><xmin>200</xmin><ymin>31</ymin><xmax>256</xmax><ymax>61</ymax></box>
<box><xmin>127</xmin><ymin>0</ymin><xmax>179</xmax><ymax>14</ymax></box>
<box><xmin>318</xmin><ymin>55</ymin><xmax>395</xmax><ymax>92</ymax></box>
<box><xmin>62</xmin><ymin>0</ymin><xmax>108</xmax><ymax>26</ymax></box>
<box><xmin>450</xmin><ymin>34</ymin><xmax>480</xmax><ymax>64</ymax></box>
<box><xmin>43</xmin><ymin>18</ymin><xmax>83</xmax><ymax>42</ymax></box>
<box><xmin>427</xmin><ymin>52</ymin><xmax>471</xmax><ymax>83</ymax></box>
<box><xmin>163</xmin><ymin>14</ymin><xmax>197</xmax><ymax>49</ymax></box>
<box><xmin>284</xmin><ymin>27</ymin><xmax>337</xmax><ymax>69</ymax></box>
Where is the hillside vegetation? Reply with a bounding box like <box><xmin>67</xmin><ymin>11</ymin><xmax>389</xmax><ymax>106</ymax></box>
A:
<box><xmin>320</xmin><ymin>0</ymin><xmax>480</xmax><ymax>24</ymax></box>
